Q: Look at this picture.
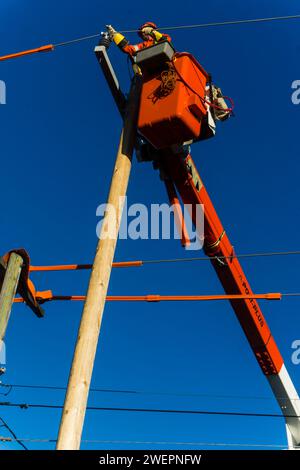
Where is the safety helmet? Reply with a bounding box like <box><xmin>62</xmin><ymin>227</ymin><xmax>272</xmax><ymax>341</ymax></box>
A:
<box><xmin>138</xmin><ymin>22</ymin><xmax>157</xmax><ymax>38</ymax></box>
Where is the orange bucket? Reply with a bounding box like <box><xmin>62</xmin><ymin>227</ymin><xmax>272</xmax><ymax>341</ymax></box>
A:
<box><xmin>138</xmin><ymin>53</ymin><xmax>209</xmax><ymax>149</ymax></box>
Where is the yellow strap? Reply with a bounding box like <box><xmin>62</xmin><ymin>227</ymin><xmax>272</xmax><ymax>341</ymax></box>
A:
<box><xmin>206</xmin><ymin>231</ymin><xmax>226</xmax><ymax>250</ymax></box>
<box><xmin>152</xmin><ymin>30</ymin><xmax>163</xmax><ymax>41</ymax></box>
<box><xmin>113</xmin><ymin>33</ymin><xmax>125</xmax><ymax>45</ymax></box>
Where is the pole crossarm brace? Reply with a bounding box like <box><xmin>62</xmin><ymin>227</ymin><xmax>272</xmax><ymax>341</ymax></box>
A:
<box><xmin>0</xmin><ymin>249</ymin><xmax>45</xmax><ymax>374</ymax></box>
<box><xmin>94</xmin><ymin>35</ymin><xmax>127</xmax><ymax>116</ymax></box>
<box><xmin>0</xmin><ymin>253</ymin><xmax>23</xmax><ymax>343</ymax></box>
<box><xmin>0</xmin><ymin>249</ymin><xmax>44</xmax><ymax>320</ymax></box>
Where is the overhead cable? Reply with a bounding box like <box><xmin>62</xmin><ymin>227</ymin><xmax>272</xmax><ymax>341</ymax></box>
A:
<box><xmin>29</xmin><ymin>251</ymin><xmax>300</xmax><ymax>272</ymax></box>
<box><xmin>0</xmin><ymin>435</ymin><xmax>293</xmax><ymax>449</ymax></box>
<box><xmin>1</xmin><ymin>15</ymin><xmax>300</xmax><ymax>62</ymax></box>
<box><xmin>1</xmin><ymin>401</ymin><xmax>299</xmax><ymax>419</ymax></box>
<box><xmin>1</xmin><ymin>381</ymin><xmax>299</xmax><ymax>402</ymax></box>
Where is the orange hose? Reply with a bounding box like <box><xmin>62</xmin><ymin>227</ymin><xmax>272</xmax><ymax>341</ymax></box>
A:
<box><xmin>0</xmin><ymin>44</ymin><xmax>54</xmax><ymax>62</ymax></box>
<box><xmin>13</xmin><ymin>293</ymin><xmax>282</xmax><ymax>303</ymax></box>
<box><xmin>29</xmin><ymin>260</ymin><xmax>143</xmax><ymax>272</ymax></box>
<box><xmin>113</xmin><ymin>261</ymin><xmax>143</xmax><ymax>268</ymax></box>
<box><xmin>29</xmin><ymin>264</ymin><xmax>91</xmax><ymax>272</ymax></box>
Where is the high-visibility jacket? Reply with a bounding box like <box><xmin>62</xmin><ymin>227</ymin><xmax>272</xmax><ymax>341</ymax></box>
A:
<box><xmin>113</xmin><ymin>30</ymin><xmax>172</xmax><ymax>57</ymax></box>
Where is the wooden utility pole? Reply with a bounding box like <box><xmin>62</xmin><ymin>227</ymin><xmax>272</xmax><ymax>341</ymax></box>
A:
<box><xmin>56</xmin><ymin>75</ymin><xmax>142</xmax><ymax>450</ymax></box>
<box><xmin>0</xmin><ymin>252</ymin><xmax>23</xmax><ymax>342</ymax></box>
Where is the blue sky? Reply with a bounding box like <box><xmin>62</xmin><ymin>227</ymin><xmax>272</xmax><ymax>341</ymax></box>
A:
<box><xmin>0</xmin><ymin>0</ymin><xmax>299</xmax><ymax>450</ymax></box>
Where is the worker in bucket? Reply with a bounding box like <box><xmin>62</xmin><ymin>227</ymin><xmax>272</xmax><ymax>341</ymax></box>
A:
<box><xmin>106</xmin><ymin>22</ymin><xmax>171</xmax><ymax>58</ymax></box>
<box><xmin>106</xmin><ymin>22</ymin><xmax>230</xmax><ymax>122</ymax></box>
<box><xmin>106</xmin><ymin>22</ymin><xmax>230</xmax><ymax>153</ymax></box>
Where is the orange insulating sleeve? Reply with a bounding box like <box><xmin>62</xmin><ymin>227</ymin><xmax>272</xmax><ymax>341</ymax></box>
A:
<box><xmin>14</xmin><ymin>293</ymin><xmax>282</xmax><ymax>303</ymax></box>
<box><xmin>105</xmin><ymin>294</ymin><xmax>282</xmax><ymax>302</ymax></box>
<box><xmin>29</xmin><ymin>264</ymin><xmax>92</xmax><ymax>272</ymax></box>
<box><xmin>29</xmin><ymin>261</ymin><xmax>143</xmax><ymax>272</ymax></box>
<box><xmin>113</xmin><ymin>261</ymin><xmax>143</xmax><ymax>268</ymax></box>
<box><xmin>0</xmin><ymin>44</ymin><xmax>54</xmax><ymax>62</ymax></box>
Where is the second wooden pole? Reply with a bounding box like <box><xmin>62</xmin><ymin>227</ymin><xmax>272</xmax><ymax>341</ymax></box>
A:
<box><xmin>56</xmin><ymin>75</ymin><xmax>142</xmax><ymax>450</ymax></box>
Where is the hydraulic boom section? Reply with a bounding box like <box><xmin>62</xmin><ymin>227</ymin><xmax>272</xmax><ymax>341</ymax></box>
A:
<box><xmin>160</xmin><ymin>150</ymin><xmax>300</xmax><ymax>448</ymax></box>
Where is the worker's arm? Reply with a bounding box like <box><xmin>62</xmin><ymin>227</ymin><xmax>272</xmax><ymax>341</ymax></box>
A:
<box><xmin>106</xmin><ymin>26</ymin><xmax>137</xmax><ymax>56</ymax></box>
<box><xmin>113</xmin><ymin>32</ymin><xmax>139</xmax><ymax>56</ymax></box>
<box><xmin>106</xmin><ymin>25</ymin><xmax>171</xmax><ymax>57</ymax></box>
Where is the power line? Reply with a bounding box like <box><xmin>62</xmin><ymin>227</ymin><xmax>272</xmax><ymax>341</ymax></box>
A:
<box><xmin>53</xmin><ymin>14</ymin><xmax>300</xmax><ymax>47</ymax></box>
<box><xmin>282</xmin><ymin>293</ymin><xmax>300</xmax><ymax>297</ymax></box>
<box><xmin>54</xmin><ymin>33</ymin><xmax>101</xmax><ymax>48</ymax></box>
<box><xmin>122</xmin><ymin>15</ymin><xmax>300</xmax><ymax>33</ymax></box>
<box><xmin>79</xmin><ymin>439</ymin><xmax>292</xmax><ymax>449</ymax></box>
<box><xmin>13</xmin><ymin>292</ymin><xmax>300</xmax><ymax>305</ymax></box>
<box><xmin>0</xmin><ymin>401</ymin><xmax>299</xmax><ymax>419</ymax></box>
<box><xmin>14</xmin><ymin>293</ymin><xmax>283</xmax><ymax>304</ymax></box>
<box><xmin>29</xmin><ymin>251</ymin><xmax>300</xmax><ymax>272</ymax></box>
<box><xmin>0</xmin><ymin>417</ymin><xmax>28</xmax><ymax>450</ymax></box>
<box><xmin>0</xmin><ymin>436</ymin><xmax>293</xmax><ymax>449</ymax></box>
<box><xmin>2</xmin><ymin>15</ymin><xmax>300</xmax><ymax>63</ymax></box>
<box><xmin>1</xmin><ymin>382</ymin><xmax>299</xmax><ymax>403</ymax></box>
<box><xmin>142</xmin><ymin>250</ymin><xmax>300</xmax><ymax>265</ymax></box>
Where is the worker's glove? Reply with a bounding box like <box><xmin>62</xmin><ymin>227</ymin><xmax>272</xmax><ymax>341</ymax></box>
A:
<box><xmin>106</xmin><ymin>25</ymin><xmax>117</xmax><ymax>40</ymax></box>
<box><xmin>142</xmin><ymin>26</ymin><xmax>154</xmax><ymax>36</ymax></box>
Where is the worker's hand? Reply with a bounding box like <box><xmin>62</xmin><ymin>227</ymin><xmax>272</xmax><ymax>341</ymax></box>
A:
<box><xmin>142</xmin><ymin>26</ymin><xmax>154</xmax><ymax>36</ymax></box>
<box><xmin>106</xmin><ymin>25</ymin><xmax>117</xmax><ymax>39</ymax></box>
